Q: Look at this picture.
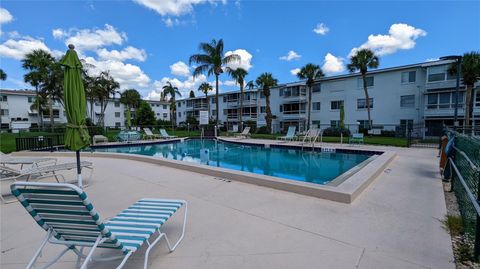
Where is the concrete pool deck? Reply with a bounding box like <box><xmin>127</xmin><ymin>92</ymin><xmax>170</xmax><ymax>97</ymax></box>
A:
<box><xmin>1</xmin><ymin>144</ymin><xmax>454</xmax><ymax>268</ymax></box>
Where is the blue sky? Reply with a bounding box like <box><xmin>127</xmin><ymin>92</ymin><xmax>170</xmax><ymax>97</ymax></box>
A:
<box><xmin>0</xmin><ymin>0</ymin><xmax>479</xmax><ymax>99</ymax></box>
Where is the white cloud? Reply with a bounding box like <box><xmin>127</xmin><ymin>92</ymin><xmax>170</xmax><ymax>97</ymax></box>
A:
<box><xmin>146</xmin><ymin>74</ymin><xmax>208</xmax><ymax>100</ymax></box>
<box><xmin>54</xmin><ymin>24</ymin><xmax>126</xmax><ymax>52</ymax></box>
<box><xmin>133</xmin><ymin>0</ymin><xmax>226</xmax><ymax>16</ymax></box>
<box><xmin>223</xmin><ymin>80</ymin><xmax>237</xmax><ymax>86</ymax></box>
<box><xmin>0</xmin><ymin>8</ymin><xmax>13</xmax><ymax>24</ymax></box>
<box><xmin>97</xmin><ymin>46</ymin><xmax>147</xmax><ymax>62</ymax></box>
<box><xmin>313</xmin><ymin>23</ymin><xmax>329</xmax><ymax>35</ymax></box>
<box><xmin>425</xmin><ymin>58</ymin><xmax>438</xmax><ymax>62</ymax></box>
<box><xmin>163</xmin><ymin>17</ymin><xmax>182</xmax><ymax>27</ymax></box>
<box><xmin>290</xmin><ymin>68</ymin><xmax>300</xmax><ymax>76</ymax></box>
<box><xmin>83</xmin><ymin>56</ymin><xmax>151</xmax><ymax>89</ymax></box>
<box><xmin>0</xmin><ymin>37</ymin><xmax>51</xmax><ymax>60</ymax></box>
<box><xmin>279</xmin><ymin>50</ymin><xmax>301</xmax><ymax>61</ymax></box>
<box><xmin>170</xmin><ymin>61</ymin><xmax>190</xmax><ymax>77</ymax></box>
<box><xmin>322</xmin><ymin>53</ymin><xmax>345</xmax><ymax>74</ymax></box>
<box><xmin>349</xmin><ymin>23</ymin><xmax>427</xmax><ymax>57</ymax></box>
<box><xmin>224</xmin><ymin>49</ymin><xmax>253</xmax><ymax>71</ymax></box>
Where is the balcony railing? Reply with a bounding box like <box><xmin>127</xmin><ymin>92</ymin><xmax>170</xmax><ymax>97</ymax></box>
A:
<box><xmin>283</xmin><ymin>110</ymin><xmax>306</xmax><ymax>115</ymax></box>
<box><xmin>425</xmin><ymin>104</ymin><xmax>464</xmax><ymax>110</ymax></box>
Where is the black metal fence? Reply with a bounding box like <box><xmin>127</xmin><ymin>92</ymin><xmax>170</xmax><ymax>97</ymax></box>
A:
<box><xmin>15</xmin><ymin>134</ymin><xmax>64</xmax><ymax>152</ymax></box>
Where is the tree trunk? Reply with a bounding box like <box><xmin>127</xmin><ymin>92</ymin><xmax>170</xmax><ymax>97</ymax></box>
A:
<box><xmin>36</xmin><ymin>86</ymin><xmax>42</xmax><ymax>130</ymax></box>
<box><xmin>215</xmin><ymin>75</ymin><xmax>219</xmax><ymax>134</ymax></box>
<box><xmin>265</xmin><ymin>90</ymin><xmax>272</xmax><ymax>134</ymax></box>
<box><xmin>465</xmin><ymin>84</ymin><xmax>473</xmax><ymax>128</ymax></box>
<box><xmin>307</xmin><ymin>85</ymin><xmax>312</xmax><ymax>131</ymax></box>
<box><xmin>362</xmin><ymin>74</ymin><xmax>372</xmax><ymax>129</ymax></box>
<box><xmin>239</xmin><ymin>82</ymin><xmax>244</xmax><ymax>131</ymax></box>
<box><xmin>49</xmin><ymin>96</ymin><xmax>54</xmax><ymax>132</ymax></box>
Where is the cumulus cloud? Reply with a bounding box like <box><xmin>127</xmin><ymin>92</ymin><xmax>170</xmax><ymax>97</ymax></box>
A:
<box><xmin>224</xmin><ymin>49</ymin><xmax>253</xmax><ymax>71</ymax></box>
<box><xmin>0</xmin><ymin>37</ymin><xmax>51</xmax><ymax>60</ymax></box>
<box><xmin>133</xmin><ymin>0</ymin><xmax>226</xmax><ymax>16</ymax></box>
<box><xmin>170</xmin><ymin>61</ymin><xmax>190</xmax><ymax>77</ymax></box>
<box><xmin>313</xmin><ymin>23</ymin><xmax>329</xmax><ymax>35</ymax></box>
<box><xmin>349</xmin><ymin>23</ymin><xmax>427</xmax><ymax>56</ymax></box>
<box><xmin>279</xmin><ymin>50</ymin><xmax>301</xmax><ymax>61</ymax></box>
<box><xmin>322</xmin><ymin>53</ymin><xmax>345</xmax><ymax>74</ymax></box>
<box><xmin>0</xmin><ymin>8</ymin><xmax>13</xmax><ymax>24</ymax></box>
<box><xmin>223</xmin><ymin>80</ymin><xmax>237</xmax><ymax>87</ymax></box>
<box><xmin>163</xmin><ymin>17</ymin><xmax>182</xmax><ymax>27</ymax></box>
<box><xmin>425</xmin><ymin>58</ymin><xmax>439</xmax><ymax>62</ymax></box>
<box><xmin>97</xmin><ymin>46</ymin><xmax>147</xmax><ymax>62</ymax></box>
<box><xmin>53</xmin><ymin>24</ymin><xmax>126</xmax><ymax>52</ymax></box>
<box><xmin>290</xmin><ymin>68</ymin><xmax>300</xmax><ymax>76</ymax></box>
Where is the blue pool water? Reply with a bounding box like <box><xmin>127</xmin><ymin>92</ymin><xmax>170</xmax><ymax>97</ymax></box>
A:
<box><xmin>92</xmin><ymin>139</ymin><xmax>374</xmax><ymax>185</ymax></box>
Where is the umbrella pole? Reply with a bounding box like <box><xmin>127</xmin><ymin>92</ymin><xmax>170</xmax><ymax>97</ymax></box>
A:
<box><xmin>76</xmin><ymin>150</ymin><xmax>83</xmax><ymax>188</ymax></box>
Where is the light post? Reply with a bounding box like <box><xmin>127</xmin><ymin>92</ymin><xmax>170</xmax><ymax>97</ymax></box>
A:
<box><xmin>440</xmin><ymin>55</ymin><xmax>462</xmax><ymax>128</ymax></box>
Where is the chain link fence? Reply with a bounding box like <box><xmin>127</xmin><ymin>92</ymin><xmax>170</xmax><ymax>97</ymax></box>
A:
<box><xmin>446</xmin><ymin>129</ymin><xmax>480</xmax><ymax>260</ymax></box>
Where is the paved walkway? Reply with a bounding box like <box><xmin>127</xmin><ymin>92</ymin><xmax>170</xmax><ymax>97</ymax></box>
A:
<box><xmin>1</xmin><ymin>145</ymin><xmax>454</xmax><ymax>268</ymax></box>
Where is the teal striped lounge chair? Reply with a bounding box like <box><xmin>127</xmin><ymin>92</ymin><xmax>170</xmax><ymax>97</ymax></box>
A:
<box><xmin>11</xmin><ymin>181</ymin><xmax>187</xmax><ymax>269</ymax></box>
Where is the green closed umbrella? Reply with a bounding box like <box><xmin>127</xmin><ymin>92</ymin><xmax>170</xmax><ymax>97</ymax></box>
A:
<box><xmin>60</xmin><ymin>44</ymin><xmax>90</xmax><ymax>188</ymax></box>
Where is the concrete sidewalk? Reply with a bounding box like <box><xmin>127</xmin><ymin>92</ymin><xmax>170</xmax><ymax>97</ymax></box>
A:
<box><xmin>1</xmin><ymin>146</ymin><xmax>454</xmax><ymax>268</ymax></box>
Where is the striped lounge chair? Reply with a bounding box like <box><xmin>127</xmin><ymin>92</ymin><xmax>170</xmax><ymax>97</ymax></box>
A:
<box><xmin>11</xmin><ymin>181</ymin><xmax>187</xmax><ymax>269</ymax></box>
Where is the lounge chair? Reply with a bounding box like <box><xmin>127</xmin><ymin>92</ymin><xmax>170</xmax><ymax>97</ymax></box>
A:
<box><xmin>159</xmin><ymin>129</ymin><xmax>178</xmax><ymax>139</ymax></box>
<box><xmin>10</xmin><ymin>181</ymin><xmax>187</xmax><ymax>269</ymax></box>
<box><xmin>277</xmin><ymin>126</ymin><xmax>297</xmax><ymax>142</ymax></box>
<box><xmin>349</xmin><ymin>133</ymin><xmax>364</xmax><ymax>144</ymax></box>
<box><xmin>1</xmin><ymin>153</ymin><xmax>57</xmax><ymax>169</ymax></box>
<box><xmin>143</xmin><ymin>128</ymin><xmax>161</xmax><ymax>140</ymax></box>
<box><xmin>300</xmin><ymin>129</ymin><xmax>320</xmax><ymax>144</ymax></box>
<box><xmin>234</xmin><ymin>127</ymin><xmax>251</xmax><ymax>139</ymax></box>
<box><xmin>92</xmin><ymin>135</ymin><xmax>109</xmax><ymax>145</ymax></box>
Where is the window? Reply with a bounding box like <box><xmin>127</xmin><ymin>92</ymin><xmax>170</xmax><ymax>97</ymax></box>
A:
<box><xmin>177</xmin><ymin>102</ymin><xmax>181</xmax><ymax>107</ymax></box>
<box><xmin>212</xmin><ymin>98</ymin><xmax>216</xmax><ymax>104</ymax></box>
<box><xmin>428</xmin><ymin>65</ymin><xmax>456</xmax><ymax>82</ymax></box>
<box><xmin>312</xmin><ymin>102</ymin><xmax>321</xmax><ymax>110</ymax></box>
<box><xmin>115</xmin><ymin>112</ymin><xmax>121</xmax><ymax>118</ymax></box>
<box><xmin>330</xmin><ymin>100</ymin><xmax>344</xmax><ymax>110</ymax></box>
<box><xmin>400</xmin><ymin>120</ymin><xmax>414</xmax><ymax>131</ymax></box>
<box><xmin>0</xmin><ymin>95</ymin><xmax>7</xmax><ymax>102</ymax></box>
<box><xmin>28</xmin><ymin>97</ymin><xmax>35</xmax><ymax>103</ymax></box>
<box><xmin>282</xmin><ymin>103</ymin><xmax>306</xmax><ymax>114</ymax></box>
<box><xmin>439</xmin><ymin>92</ymin><xmax>451</xmax><ymax>108</ymax></box>
<box><xmin>260</xmin><ymin>106</ymin><xmax>266</xmax><ymax>113</ymax></box>
<box><xmin>312</xmin><ymin>120</ymin><xmax>320</xmax><ymax>128</ymax></box>
<box><xmin>330</xmin><ymin>120</ymin><xmax>340</xmax><ymax>128</ymax></box>
<box><xmin>178</xmin><ymin>112</ymin><xmax>181</xmax><ymax>117</ymax></box>
<box><xmin>279</xmin><ymin>105</ymin><xmax>283</xmax><ymax>112</ymax></box>
<box><xmin>400</xmin><ymin>95</ymin><xmax>415</xmax><ymax>108</ymax></box>
<box><xmin>114</xmin><ymin>102</ymin><xmax>120</xmax><ymax>107</ymax></box>
<box><xmin>212</xmin><ymin>110</ymin><xmax>216</xmax><ymax>116</ymax></box>
<box><xmin>156</xmin><ymin>113</ymin><xmax>160</xmax><ymax>116</ymax></box>
<box><xmin>475</xmin><ymin>90</ymin><xmax>480</xmax><ymax>107</ymax></box>
<box><xmin>357</xmin><ymin>98</ymin><xmax>373</xmax><ymax>109</ymax></box>
<box><xmin>401</xmin><ymin>71</ymin><xmax>416</xmax><ymax>83</ymax></box>
<box><xmin>115</xmin><ymin>122</ymin><xmax>121</xmax><ymax>127</ymax></box>
<box><xmin>163</xmin><ymin>105</ymin><xmax>167</xmax><ymax>109</ymax></box>
<box><xmin>426</xmin><ymin>92</ymin><xmax>465</xmax><ymax>109</ymax></box>
<box><xmin>280</xmin><ymin>86</ymin><xmax>306</xmax><ymax>98</ymax></box>
<box><xmin>358</xmin><ymin>120</ymin><xmax>370</xmax><ymax>129</ymax></box>
<box><xmin>163</xmin><ymin>113</ymin><xmax>168</xmax><ymax>118</ymax></box>
<box><xmin>357</xmin><ymin>77</ymin><xmax>374</xmax><ymax>88</ymax></box>
<box><xmin>312</xmin><ymin>84</ymin><xmax>321</xmax><ymax>93</ymax></box>
<box><xmin>0</xmin><ymin>109</ymin><xmax>8</xmax><ymax>116</ymax></box>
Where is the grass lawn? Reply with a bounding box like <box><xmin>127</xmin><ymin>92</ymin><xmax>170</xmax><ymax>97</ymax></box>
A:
<box><xmin>0</xmin><ymin>131</ymin><xmax>63</xmax><ymax>153</ymax></box>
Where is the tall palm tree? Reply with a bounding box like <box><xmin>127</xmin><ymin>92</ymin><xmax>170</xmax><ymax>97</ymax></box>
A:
<box><xmin>227</xmin><ymin>67</ymin><xmax>248</xmax><ymax>130</ymax></box>
<box><xmin>189</xmin><ymin>90</ymin><xmax>195</xmax><ymax>98</ymax></box>
<box><xmin>449</xmin><ymin>51</ymin><xmax>480</xmax><ymax>127</ymax></box>
<box><xmin>95</xmin><ymin>71</ymin><xmax>120</xmax><ymax>127</ymax></box>
<box><xmin>22</xmin><ymin>49</ymin><xmax>55</xmax><ymax>129</ymax></box>
<box><xmin>347</xmin><ymin>48</ymin><xmax>379</xmax><ymax>129</ymax></box>
<box><xmin>120</xmin><ymin>88</ymin><xmax>142</xmax><ymax>126</ymax></box>
<box><xmin>0</xmin><ymin>69</ymin><xmax>6</xmax><ymax>80</ymax></box>
<box><xmin>198</xmin><ymin>82</ymin><xmax>213</xmax><ymax>115</ymax></box>
<box><xmin>189</xmin><ymin>39</ymin><xmax>240</xmax><ymax>131</ymax></box>
<box><xmin>297</xmin><ymin>63</ymin><xmax>324</xmax><ymax>130</ymax></box>
<box><xmin>246</xmin><ymin>80</ymin><xmax>255</xmax><ymax>90</ymax></box>
<box><xmin>256</xmin><ymin>72</ymin><xmax>278</xmax><ymax>133</ymax></box>
<box><xmin>162</xmin><ymin>81</ymin><xmax>181</xmax><ymax>125</ymax></box>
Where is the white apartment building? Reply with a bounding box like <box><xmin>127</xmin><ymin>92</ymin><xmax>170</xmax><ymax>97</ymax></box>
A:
<box><xmin>175</xmin><ymin>59</ymin><xmax>480</xmax><ymax>136</ymax></box>
<box><xmin>0</xmin><ymin>89</ymin><xmax>170</xmax><ymax>130</ymax></box>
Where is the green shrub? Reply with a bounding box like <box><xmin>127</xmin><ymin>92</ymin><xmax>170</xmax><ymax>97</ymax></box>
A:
<box><xmin>323</xmin><ymin>127</ymin><xmax>351</xmax><ymax>137</ymax></box>
<box><xmin>442</xmin><ymin>215</ymin><xmax>464</xmax><ymax>236</ymax></box>
<box><xmin>256</xmin><ymin>126</ymin><xmax>270</xmax><ymax>134</ymax></box>
<box><xmin>457</xmin><ymin>241</ymin><xmax>473</xmax><ymax>262</ymax></box>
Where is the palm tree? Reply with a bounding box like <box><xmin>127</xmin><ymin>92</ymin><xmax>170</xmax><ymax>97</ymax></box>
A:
<box><xmin>95</xmin><ymin>71</ymin><xmax>120</xmax><ymax>127</ymax></box>
<box><xmin>246</xmin><ymin>80</ymin><xmax>255</xmax><ymax>90</ymax></box>
<box><xmin>227</xmin><ymin>67</ymin><xmax>248</xmax><ymax>130</ymax></box>
<box><xmin>83</xmin><ymin>74</ymin><xmax>97</xmax><ymax>122</ymax></box>
<box><xmin>198</xmin><ymin>82</ymin><xmax>213</xmax><ymax>115</ymax></box>
<box><xmin>162</xmin><ymin>81</ymin><xmax>181</xmax><ymax>125</ymax></box>
<box><xmin>189</xmin><ymin>39</ymin><xmax>240</xmax><ymax>132</ymax></box>
<box><xmin>256</xmin><ymin>72</ymin><xmax>278</xmax><ymax>133</ymax></box>
<box><xmin>297</xmin><ymin>63</ymin><xmax>324</xmax><ymax>130</ymax></box>
<box><xmin>189</xmin><ymin>90</ymin><xmax>195</xmax><ymax>98</ymax></box>
<box><xmin>120</xmin><ymin>88</ymin><xmax>142</xmax><ymax>126</ymax></box>
<box><xmin>347</xmin><ymin>48</ymin><xmax>379</xmax><ymax>129</ymax></box>
<box><xmin>22</xmin><ymin>49</ymin><xmax>55</xmax><ymax>129</ymax></box>
<box><xmin>449</xmin><ymin>51</ymin><xmax>480</xmax><ymax>127</ymax></box>
<box><xmin>0</xmin><ymin>69</ymin><xmax>6</xmax><ymax>80</ymax></box>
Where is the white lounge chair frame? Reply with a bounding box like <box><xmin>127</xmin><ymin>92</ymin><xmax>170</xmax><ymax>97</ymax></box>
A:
<box><xmin>92</xmin><ymin>135</ymin><xmax>109</xmax><ymax>145</ymax></box>
<box><xmin>234</xmin><ymin>127</ymin><xmax>251</xmax><ymax>139</ymax></box>
<box><xmin>159</xmin><ymin>129</ymin><xmax>178</xmax><ymax>139</ymax></box>
<box><xmin>277</xmin><ymin>126</ymin><xmax>297</xmax><ymax>142</ymax></box>
<box><xmin>10</xmin><ymin>181</ymin><xmax>187</xmax><ymax>269</ymax></box>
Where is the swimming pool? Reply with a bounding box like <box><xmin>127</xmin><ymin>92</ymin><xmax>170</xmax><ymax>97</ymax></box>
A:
<box><xmin>91</xmin><ymin>139</ymin><xmax>376</xmax><ymax>185</ymax></box>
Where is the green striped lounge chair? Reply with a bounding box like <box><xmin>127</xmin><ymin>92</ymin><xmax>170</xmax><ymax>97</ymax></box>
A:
<box><xmin>11</xmin><ymin>181</ymin><xmax>187</xmax><ymax>269</ymax></box>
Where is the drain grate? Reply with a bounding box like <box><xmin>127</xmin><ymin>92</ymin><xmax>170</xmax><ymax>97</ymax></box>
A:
<box><xmin>214</xmin><ymin>177</ymin><xmax>231</xmax><ymax>182</ymax></box>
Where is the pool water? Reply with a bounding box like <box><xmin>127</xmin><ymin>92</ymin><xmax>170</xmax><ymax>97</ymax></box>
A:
<box><xmin>92</xmin><ymin>139</ymin><xmax>373</xmax><ymax>185</ymax></box>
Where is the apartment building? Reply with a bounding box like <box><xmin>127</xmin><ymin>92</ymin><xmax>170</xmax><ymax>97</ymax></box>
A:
<box><xmin>0</xmin><ymin>89</ymin><xmax>170</xmax><ymax>130</ymax></box>
<box><xmin>175</xmin><ymin>59</ymin><xmax>479</xmax><ymax>136</ymax></box>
